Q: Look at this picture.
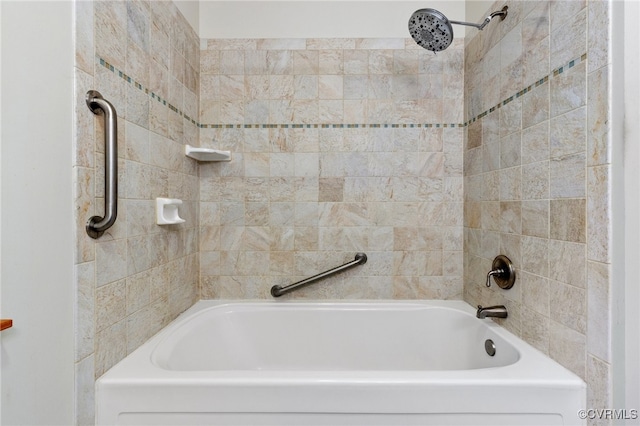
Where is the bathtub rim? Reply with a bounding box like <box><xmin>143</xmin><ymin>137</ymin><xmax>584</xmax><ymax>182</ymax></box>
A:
<box><xmin>150</xmin><ymin>299</ymin><xmax>522</xmax><ymax>372</ymax></box>
<box><xmin>97</xmin><ymin>299</ymin><xmax>585</xmax><ymax>391</ymax></box>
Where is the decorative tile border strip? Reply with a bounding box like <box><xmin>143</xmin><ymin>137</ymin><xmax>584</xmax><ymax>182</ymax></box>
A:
<box><xmin>463</xmin><ymin>52</ymin><xmax>587</xmax><ymax>126</ymax></box>
<box><xmin>97</xmin><ymin>52</ymin><xmax>587</xmax><ymax>130</ymax></box>
<box><xmin>98</xmin><ymin>57</ymin><xmax>199</xmax><ymax>127</ymax></box>
<box><xmin>198</xmin><ymin>123</ymin><xmax>464</xmax><ymax>129</ymax></box>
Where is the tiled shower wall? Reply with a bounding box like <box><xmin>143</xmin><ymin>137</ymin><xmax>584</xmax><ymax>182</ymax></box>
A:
<box><xmin>197</xmin><ymin>38</ymin><xmax>465</xmax><ymax>299</ymax></box>
<box><xmin>463</xmin><ymin>0</ymin><xmax>612</xmax><ymax>418</ymax></box>
<box><xmin>73</xmin><ymin>1</ymin><xmax>200</xmax><ymax>422</ymax></box>
<box><xmin>70</xmin><ymin>0</ymin><xmax>616</xmax><ymax>424</ymax></box>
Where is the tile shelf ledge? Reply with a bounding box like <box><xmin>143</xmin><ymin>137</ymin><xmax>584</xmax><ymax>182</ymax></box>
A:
<box><xmin>185</xmin><ymin>145</ymin><xmax>231</xmax><ymax>162</ymax></box>
<box><xmin>1</xmin><ymin>319</ymin><xmax>13</xmax><ymax>331</ymax></box>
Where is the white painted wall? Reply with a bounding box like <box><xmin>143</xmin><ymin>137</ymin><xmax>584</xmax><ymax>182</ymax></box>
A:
<box><xmin>0</xmin><ymin>1</ymin><xmax>75</xmax><ymax>424</ymax></box>
<box><xmin>465</xmin><ymin>0</ymin><xmax>493</xmax><ymax>28</ymax></box>
<box><xmin>196</xmin><ymin>1</ymin><xmax>466</xmax><ymax>38</ymax></box>
<box><xmin>175</xmin><ymin>0</ymin><xmax>200</xmax><ymax>35</ymax></box>
<box><xmin>177</xmin><ymin>0</ymin><xmax>507</xmax><ymax>41</ymax></box>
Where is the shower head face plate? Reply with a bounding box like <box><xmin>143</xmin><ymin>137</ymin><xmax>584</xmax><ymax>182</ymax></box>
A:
<box><xmin>408</xmin><ymin>8</ymin><xmax>454</xmax><ymax>52</ymax></box>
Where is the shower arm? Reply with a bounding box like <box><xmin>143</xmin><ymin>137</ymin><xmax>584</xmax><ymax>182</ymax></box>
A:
<box><xmin>449</xmin><ymin>6</ymin><xmax>508</xmax><ymax>30</ymax></box>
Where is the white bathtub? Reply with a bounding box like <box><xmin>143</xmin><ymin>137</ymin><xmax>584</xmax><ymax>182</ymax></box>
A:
<box><xmin>96</xmin><ymin>300</ymin><xmax>585</xmax><ymax>425</ymax></box>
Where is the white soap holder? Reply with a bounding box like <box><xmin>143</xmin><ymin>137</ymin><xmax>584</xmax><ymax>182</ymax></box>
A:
<box><xmin>185</xmin><ymin>145</ymin><xmax>231</xmax><ymax>162</ymax></box>
<box><xmin>156</xmin><ymin>198</ymin><xmax>185</xmax><ymax>225</ymax></box>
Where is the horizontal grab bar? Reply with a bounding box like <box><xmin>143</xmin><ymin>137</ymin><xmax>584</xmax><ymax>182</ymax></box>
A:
<box><xmin>271</xmin><ymin>253</ymin><xmax>367</xmax><ymax>297</ymax></box>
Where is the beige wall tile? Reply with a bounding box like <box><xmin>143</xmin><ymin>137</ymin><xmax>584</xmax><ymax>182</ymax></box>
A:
<box><xmin>522</xmin><ymin>161</ymin><xmax>550</xmax><ymax>200</ymax></box>
<box><xmin>587</xmin><ymin>260</ymin><xmax>612</xmax><ymax>363</ymax></box>
<box><xmin>587</xmin><ymin>354</ymin><xmax>613</xmax><ymax>417</ymax></box>
<box><xmin>520</xmin><ymin>306</ymin><xmax>550</xmax><ymax>355</ymax></box>
<box><xmin>125</xmin><ymin>270</ymin><xmax>151</xmax><ymax>315</ymax></box>
<box><xmin>75</xmin><ymin>355</ymin><xmax>95</xmax><ymax>424</ymax></box>
<box><xmin>550</xmin><ymin>7</ymin><xmax>586</xmax><ymax>70</ymax></box>
<box><xmin>550</xmin><ymin>152</ymin><xmax>586</xmax><ymax>198</ymax></box>
<box><xmin>521</xmin><ymin>235</ymin><xmax>549</xmax><ymax>276</ymax></box>
<box><xmin>550</xmin><ymin>280</ymin><xmax>586</xmax><ymax>333</ymax></box>
<box><xmin>95</xmin><ymin>320</ymin><xmax>126</xmax><ymax>379</ymax></box>
<box><xmin>522</xmin><ymin>81</ymin><xmax>549</xmax><ymax>129</ymax></box>
<box><xmin>499</xmin><ymin>201</ymin><xmax>522</xmax><ymax>234</ymax></box>
<box><xmin>550</xmin><ymin>320</ymin><xmax>586</xmax><ymax>379</ymax></box>
<box><xmin>550</xmin><ymin>62</ymin><xmax>586</xmax><ymax>118</ymax></box>
<box><xmin>75</xmin><ymin>167</ymin><xmax>96</xmax><ymax>264</ymax></box>
<box><xmin>588</xmin><ymin>165</ymin><xmax>611</xmax><ymax>263</ymax></box>
<box><xmin>550</xmin><ymin>198</ymin><xmax>586</xmax><ymax>243</ymax></box>
<box><xmin>499</xmin><ymin>166</ymin><xmax>522</xmax><ymax>201</ymax></box>
<box><xmin>550</xmin><ymin>106</ymin><xmax>587</xmax><ymax>158</ymax></box>
<box><xmin>522</xmin><ymin>200</ymin><xmax>549</xmax><ymax>238</ymax></box>
<box><xmin>75</xmin><ymin>262</ymin><xmax>95</xmax><ymax>361</ymax></box>
<box><xmin>587</xmin><ymin>1</ymin><xmax>610</xmax><ymax>73</ymax></box>
<box><xmin>500</xmin><ymin>131</ymin><xmax>521</xmax><ymax>168</ymax></box>
<box><xmin>521</xmin><ymin>271</ymin><xmax>550</xmax><ymax>316</ymax></box>
<box><xmin>73</xmin><ymin>1</ymin><xmax>612</xmax><ymax>421</ymax></box>
<box><xmin>95</xmin><ymin>239</ymin><xmax>128</xmax><ymax>287</ymax></box>
<box><xmin>499</xmin><ymin>99</ymin><xmax>522</xmax><ymax>137</ymax></box>
<box><xmin>78</xmin><ymin>3</ymin><xmax>201</xmax><ymax>410</ymax></box>
<box><xmin>463</xmin><ymin>0</ymin><xmax>611</xmax><ymax>411</ymax></box>
<box><xmin>549</xmin><ymin>240</ymin><xmax>586</xmax><ymax>288</ymax></box>
<box><xmin>126</xmin><ymin>297</ymin><xmax>169</xmax><ymax>354</ymax></box>
<box><xmin>588</xmin><ymin>65</ymin><xmax>611</xmax><ymax>166</ymax></box>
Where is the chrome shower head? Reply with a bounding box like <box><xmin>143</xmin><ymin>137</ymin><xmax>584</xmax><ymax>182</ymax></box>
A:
<box><xmin>408</xmin><ymin>6</ymin><xmax>508</xmax><ymax>52</ymax></box>
<box><xmin>408</xmin><ymin>8</ymin><xmax>453</xmax><ymax>52</ymax></box>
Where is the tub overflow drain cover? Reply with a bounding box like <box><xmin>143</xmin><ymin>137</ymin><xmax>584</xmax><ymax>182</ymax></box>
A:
<box><xmin>485</xmin><ymin>339</ymin><xmax>496</xmax><ymax>357</ymax></box>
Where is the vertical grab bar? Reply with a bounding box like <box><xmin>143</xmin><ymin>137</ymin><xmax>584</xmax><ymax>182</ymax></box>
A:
<box><xmin>86</xmin><ymin>90</ymin><xmax>118</xmax><ymax>239</ymax></box>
